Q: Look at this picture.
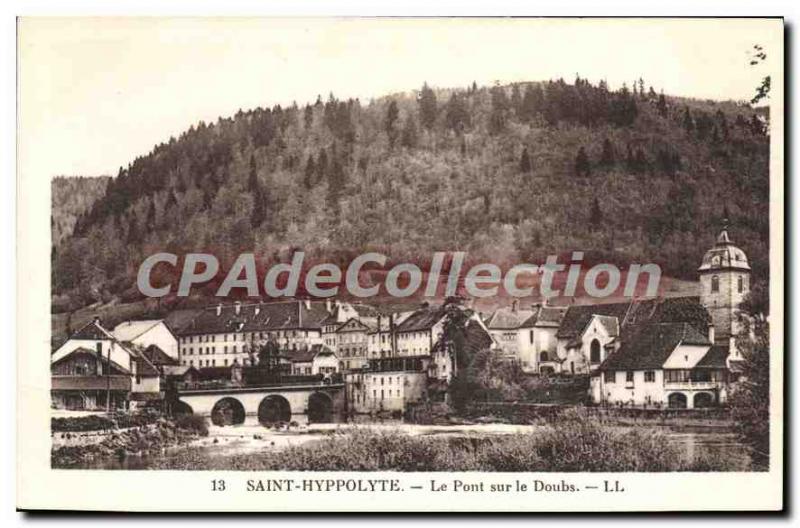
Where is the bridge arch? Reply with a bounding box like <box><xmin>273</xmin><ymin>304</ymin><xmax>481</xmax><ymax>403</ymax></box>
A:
<box><xmin>173</xmin><ymin>400</ymin><xmax>194</xmax><ymax>416</ymax></box>
<box><xmin>211</xmin><ymin>397</ymin><xmax>246</xmax><ymax>426</ymax></box>
<box><xmin>308</xmin><ymin>392</ymin><xmax>334</xmax><ymax>424</ymax></box>
<box><xmin>258</xmin><ymin>395</ymin><xmax>291</xmax><ymax>425</ymax></box>
<box><xmin>693</xmin><ymin>392</ymin><xmax>715</xmax><ymax>408</ymax></box>
<box><xmin>667</xmin><ymin>392</ymin><xmax>688</xmax><ymax>409</ymax></box>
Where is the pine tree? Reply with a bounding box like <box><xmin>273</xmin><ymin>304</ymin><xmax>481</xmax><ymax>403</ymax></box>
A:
<box><xmin>519</xmin><ymin>147</ymin><xmax>532</xmax><ymax>173</ymax></box>
<box><xmin>401</xmin><ymin>114</ymin><xmax>419</xmax><ymax>149</ymax></box>
<box><xmin>145</xmin><ymin>199</ymin><xmax>156</xmax><ymax>232</ymax></box>
<box><xmin>418</xmin><ymin>83</ymin><xmax>438</xmax><ymax>131</ymax></box>
<box><xmin>683</xmin><ymin>106</ymin><xmax>695</xmax><ymax>133</ymax></box>
<box><xmin>598</xmin><ymin>139</ymin><xmax>612</xmax><ymax>167</ymax></box>
<box><xmin>510</xmin><ymin>84</ymin><xmax>522</xmax><ymax>116</ymax></box>
<box><xmin>589</xmin><ymin>197</ymin><xmax>603</xmax><ymax>228</ymax></box>
<box><xmin>249</xmin><ymin>155</ymin><xmax>266</xmax><ymax>228</ymax></box>
<box><xmin>385</xmin><ymin>100</ymin><xmax>400</xmax><ymax>148</ymax></box>
<box><xmin>303</xmin><ymin>154</ymin><xmax>316</xmax><ymax>189</ymax></box>
<box><xmin>657</xmin><ymin>91</ymin><xmax>668</xmax><ymax>117</ymax></box>
<box><xmin>575</xmin><ymin>147</ymin><xmax>591</xmax><ymax>177</ymax></box>
<box><xmin>303</xmin><ymin>104</ymin><xmax>313</xmax><ymax>130</ymax></box>
<box><xmin>488</xmin><ymin>85</ymin><xmax>510</xmax><ymax>135</ymax></box>
<box><xmin>444</xmin><ymin>93</ymin><xmax>469</xmax><ymax>134</ymax></box>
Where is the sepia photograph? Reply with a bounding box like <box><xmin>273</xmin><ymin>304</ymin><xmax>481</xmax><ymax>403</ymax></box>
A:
<box><xmin>16</xmin><ymin>15</ymin><xmax>784</xmax><ymax>512</ymax></box>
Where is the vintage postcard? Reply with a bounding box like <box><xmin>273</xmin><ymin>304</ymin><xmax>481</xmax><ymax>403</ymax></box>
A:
<box><xmin>17</xmin><ymin>17</ymin><xmax>784</xmax><ymax>512</ymax></box>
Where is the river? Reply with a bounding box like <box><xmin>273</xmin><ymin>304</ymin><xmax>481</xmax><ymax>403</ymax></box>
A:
<box><xmin>85</xmin><ymin>420</ymin><xmax>750</xmax><ymax>470</ymax></box>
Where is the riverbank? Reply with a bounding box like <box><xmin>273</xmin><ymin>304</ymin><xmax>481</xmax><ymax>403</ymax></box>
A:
<box><xmin>51</xmin><ymin>415</ymin><xmax>207</xmax><ymax>468</ymax></box>
<box><xmin>147</xmin><ymin>412</ymin><xmax>751</xmax><ymax>472</ymax></box>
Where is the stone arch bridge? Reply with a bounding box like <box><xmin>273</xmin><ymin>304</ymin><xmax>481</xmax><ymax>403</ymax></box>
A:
<box><xmin>177</xmin><ymin>382</ymin><xmax>346</xmax><ymax>426</ymax></box>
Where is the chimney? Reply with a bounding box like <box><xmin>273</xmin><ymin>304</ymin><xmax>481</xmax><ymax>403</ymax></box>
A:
<box><xmin>304</xmin><ymin>299</ymin><xmax>311</xmax><ymax>310</ymax></box>
<box><xmin>234</xmin><ymin>301</ymin><xmax>241</xmax><ymax>315</ymax></box>
<box><xmin>511</xmin><ymin>299</ymin><xmax>519</xmax><ymax>312</ymax></box>
<box><xmin>93</xmin><ymin>315</ymin><xmax>102</xmax><ymax>326</ymax></box>
<box><xmin>326</xmin><ymin>298</ymin><xmax>333</xmax><ymax>312</ymax></box>
<box><xmin>254</xmin><ymin>306</ymin><xmax>261</xmax><ymax>316</ymax></box>
<box><xmin>707</xmin><ymin>323</ymin><xmax>715</xmax><ymax>344</ymax></box>
<box><xmin>216</xmin><ymin>304</ymin><xmax>222</xmax><ymax>316</ymax></box>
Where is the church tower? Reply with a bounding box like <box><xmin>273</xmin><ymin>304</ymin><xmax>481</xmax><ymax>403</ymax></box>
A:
<box><xmin>698</xmin><ymin>222</ymin><xmax>751</xmax><ymax>342</ymax></box>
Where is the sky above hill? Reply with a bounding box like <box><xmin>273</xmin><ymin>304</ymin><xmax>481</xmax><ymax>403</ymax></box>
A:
<box><xmin>19</xmin><ymin>17</ymin><xmax>781</xmax><ymax>180</ymax></box>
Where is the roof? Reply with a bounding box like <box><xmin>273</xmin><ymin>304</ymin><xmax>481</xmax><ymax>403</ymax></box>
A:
<box><xmin>695</xmin><ymin>344</ymin><xmax>730</xmax><ymax>369</ymax></box>
<box><xmin>396</xmin><ymin>306</ymin><xmax>447</xmax><ymax>333</ymax></box>
<box><xmin>594</xmin><ymin>314</ymin><xmax>620</xmax><ymax>337</ymax></box>
<box><xmin>142</xmin><ymin>344</ymin><xmax>179</xmax><ymax>366</ymax></box>
<box><xmin>485</xmin><ymin>306</ymin><xmax>535</xmax><ymax>330</ymax></box>
<box><xmin>556</xmin><ymin>297</ymin><xmax>711</xmax><ymax>339</ymax></box>
<box><xmin>51</xmin><ymin>347</ymin><xmax>131</xmax><ymax>375</ymax></box>
<box><xmin>556</xmin><ymin>301</ymin><xmax>631</xmax><ymax>339</ymax></box>
<box><xmin>70</xmin><ymin>320</ymin><xmax>116</xmax><ymax>341</ymax></box>
<box><xmin>599</xmin><ymin>323</ymin><xmax>711</xmax><ymax>371</ymax></box>
<box><xmin>698</xmin><ymin>227</ymin><xmax>750</xmax><ymax>272</ymax></box>
<box><xmin>432</xmin><ymin>318</ymin><xmax>494</xmax><ymax>358</ymax></box>
<box><xmin>520</xmin><ymin>306</ymin><xmax>566</xmax><ymax>328</ymax></box>
<box><xmin>286</xmin><ymin>344</ymin><xmax>335</xmax><ymax>363</ymax></box>
<box><xmin>111</xmin><ymin>320</ymin><xmax>164</xmax><ymax>342</ymax></box>
<box><xmin>176</xmin><ymin>300</ymin><xmax>332</xmax><ymax>336</ymax></box>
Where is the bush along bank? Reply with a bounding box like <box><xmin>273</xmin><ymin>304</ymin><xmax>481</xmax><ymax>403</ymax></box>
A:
<box><xmin>51</xmin><ymin>410</ymin><xmax>163</xmax><ymax>433</ymax></box>
<box><xmin>151</xmin><ymin>410</ymin><xmax>749</xmax><ymax>472</ymax></box>
<box><xmin>51</xmin><ymin>415</ymin><xmax>208</xmax><ymax>468</ymax></box>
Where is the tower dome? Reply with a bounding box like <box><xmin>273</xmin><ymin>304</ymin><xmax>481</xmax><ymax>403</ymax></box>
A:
<box><xmin>697</xmin><ymin>226</ymin><xmax>750</xmax><ymax>272</ymax></box>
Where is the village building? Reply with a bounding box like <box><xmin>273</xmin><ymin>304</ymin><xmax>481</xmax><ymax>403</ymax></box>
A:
<box><xmin>347</xmin><ymin>356</ymin><xmax>429</xmax><ymax>414</ymax></box>
<box><xmin>585</xmin><ymin>225</ymin><xmax>751</xmax><ymax>408</ymax></box>
<box><xmin>111</xmin><ymin>319</ymin><xmax>179</xmax><ymax>359</ymax></box>
<box><xmin>175</xmin><ymin>300</ymin><xmax>331</xmax><ymax>369</ymax></box>
<box><xmin>484</xmin><ymin>301</ymin><xmax>565</xmax><ymax>373</ymax></box>
<box><xmin>331</xmin><ymin>318</ymin><xmax>373</xmax><ymax>371</ymax></box>
<box><xmin>286</xmin><ymin>345</ymin><xmax>339</xmax><ymax>376</ymax></box>
<box><xmin>484</xmin><ymin>300</ymin><xmax>536</xmax><ymax>361</ymax></box>
<box><xmin>51</xmin><ymin>319</ymin><xmax>161</xmax><ymax>410</ymax></box>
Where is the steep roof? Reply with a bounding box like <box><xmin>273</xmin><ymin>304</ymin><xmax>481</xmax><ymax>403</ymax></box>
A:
<box><xmin>556</xmin><ymin>301</ymin><xmax>631</xmax><ymax>339</ymax></box>
<box><xmin>286</xmin><ymin>344</ymin><xmax>335</xmax><ymax>363</ymax></box>
<box><xmin>599</xmin><ymin>323</ymin><xmax>711</xmax><ymax>371</ymax></box>
<box><xmin>396</xmin><ymin>306</ymin><xmax>447</xmax><ymax>333</ymax></box>
<box><xmin>485</xmin><ymin>306</ymin><xmax>535</xmax><ymax>330</ymax></box>
<box><xmin>520</xmin><ymin>306</ymin><xmax>566</xmax><ymax>328</ymax></box>
<box><xmin>432</xmin><ymin>318</ymin><xmax>494</xmax><ymax>358</ymax></box>
<box><xmin>111</xmin><ymin>320</ymin><xmax>164</xmax><ymax>342</ymax></box>
<box><xmin>695</xmin><ymin>344</ymin><xmax>730</xmax><ymax>369</ymax></box>
<box><xmin>556</xmin><ymin>297</ymin><xmax>711</xmax><ymax>339</ymax></box>
<box><xmin>70</xmin><ymin>320</ymin><xmax>116</xmax><ymax>341</ymax></box>
<box><xmin>51</xmin><ymin>347</ymin><xmax>131</xmax><ymax>375</ymax></box>
<box><xmin>142</xmin><ymin>344</ymin><xmax>179</xmax><ymax>366</ymax></box>
<box><xmin>176</xmin><ymin>300</ymin><xmax>332</xmax><ymax>336</ymax></box>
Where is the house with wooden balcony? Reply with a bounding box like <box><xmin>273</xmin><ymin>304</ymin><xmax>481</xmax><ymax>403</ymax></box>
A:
<box><xmin>590</xmin><ymin>322</ymin><xmax>731</xmax><ymax>409</ymax></box>
<box><xmin>51</xmin><ymin>318</ymin><xmax>162</xmax><ymax>410</ymax></box>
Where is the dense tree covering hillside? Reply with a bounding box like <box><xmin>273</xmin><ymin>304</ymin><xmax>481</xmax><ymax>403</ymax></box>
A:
<box><xmin>52</xmin><ymin>78</ymin><xmax>770</xmax><ymax>313</ymax></box>
<box><xmin>51</xmin><ymin>176</ymin><xmax>110</xmax><ymax>248</ymax></box>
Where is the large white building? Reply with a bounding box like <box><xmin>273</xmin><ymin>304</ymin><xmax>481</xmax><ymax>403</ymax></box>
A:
<box><xmin>176</xmin><ymin>300</ymin><xmax>332</xmax><ymax>369</ymax></box>
<box><xmin>588</xmin><ymin>225</ymin><xmax>752</xmax><ymax>408</ymax></box>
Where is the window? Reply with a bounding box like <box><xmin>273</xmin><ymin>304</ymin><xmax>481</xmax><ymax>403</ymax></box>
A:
<box><xmin>626</xmin><ymin>371</ymin><xmax>634</xmax><ymax>383</ymax></box>
<box><xmin>530</xmin><ymin>330</ymin><xmax>534</xmax><ymax>344</ymax></box>
<box><xmin>738</xmin><ymin>276</ymin><xmax>744</xmax><ymax>293</ymax></box>
<box><xmin>604</xmin><ymin>371</ymin><xmax>614</xmax><ymax>383</ymax></box>
<box><xmin>644</xmin><ymin>371</ymin><xmax>655</xmax><ymax>382</ymax></box>
<box><xmin>711</xmin><ymin>275</ymin><xmax>720</xmax><ymax>293</ymax></box>
<box><xmin>590</xmin><ymin>339</ymin><xmax>601</xmax><ymax>363</ymax></box>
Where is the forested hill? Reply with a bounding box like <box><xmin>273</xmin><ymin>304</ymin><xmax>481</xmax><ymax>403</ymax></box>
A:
<box><xmin>51</xmin><ymin>176</ymin><xmax>110</xmax><ymax>248</ymax></box>
<box><xmin>52</xmin><ymin>78</ymin><xmax>770</xmax><ymax>313</ymax></box>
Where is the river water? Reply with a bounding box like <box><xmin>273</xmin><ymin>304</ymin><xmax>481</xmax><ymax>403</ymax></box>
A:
<box><xmin>86</xmin><ymin>420</ymin><xmax>750</xmax><ymax>470</ymax></box>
